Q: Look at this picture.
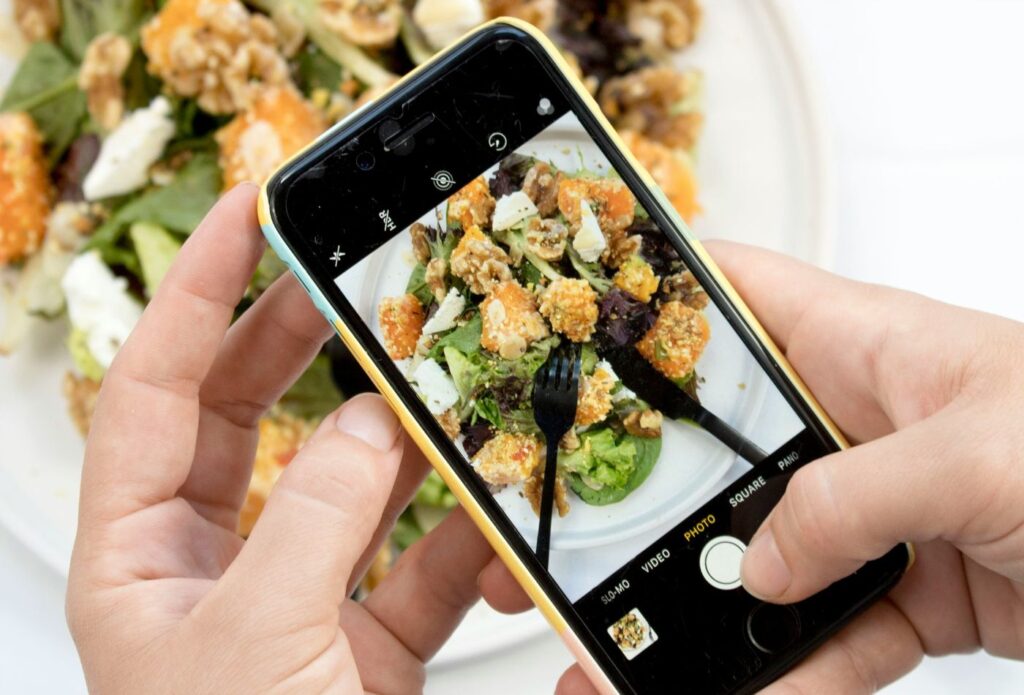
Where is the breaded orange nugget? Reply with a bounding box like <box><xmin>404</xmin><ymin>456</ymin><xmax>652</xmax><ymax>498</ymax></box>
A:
<box><xmin>539</xmin><ymin>277</ymin><xmax>599</xmax><ymax>343</ymax></box>
<box><xmin>0</xmin><ymin>113</ymin><xmax>51</xmax><ymax>264</ymax></box>
<box><xmin>620</xmin><ymin>130</ymin><xmax>700</xmax><ymax>223</ymax></box>
<box><xmin>447</xmin><ymin>176</ymin><xmax>495</xmax><ymax>230</ymax></box>
<box><xmin>636</xmin><ymin>300</ymin><xmax>709</xmax><ymax>378</ymax></box>
<box><xmin>612</xmin><ymin>255</ymin><xmax>660</xmax><ymax>303</ymax></box>
<box><xmin>480</xmin><ymin>280</ymin><xmax>549</xmax><ymax>359</ymax></box>
<box><xmin>575</xmin><ymin>366</ymin><xmax>615</xmax><ymax>426</ymax></box>
<box><xmin>141</xmin><ymin>0</ymin><xmax>288</xmax><ymax>114</ymax></box>
<box><xmin>449</xmin><ymin>225</ymin><xmax>512</xmax><ymax>295</ymax></box>
<box><xmin>216</xmin><ymin>85</ymin><xmax>327</xmax><ymax>189</ymax></box>
<box><xmin>557</xmin><ymin>176</ymin><xmax>635</xmax><ymax>233</ymax></box>
<box><xmin>379</xmin><ymin>293</ymin><xmax>425</xmax><ymax>359</ymax></box>
<box><xmin>473</xmin><ymin>432</ymin><xmax>542</xmax><ymax>486</ymax></box>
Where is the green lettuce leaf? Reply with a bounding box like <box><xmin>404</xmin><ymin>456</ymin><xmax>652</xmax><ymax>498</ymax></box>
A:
<box><xmin>473</xmin><ymin>396</ymin><xmax>503</xmax><ymax>428</ymax></box>
<box><xmin>67</xmin><ymin>328</ymin><xmax>105</xmax><ymax>381</ymax></box>
<box><xmin>391</xmin><ymin>508</ymin><xmax>424</xmax><ymax>550</ymax></box>
<box><xmin>444</xmin><ymin>347</ymin><xmax>482</xmax><ymax>402</ymax></box>
<box><xmin>294</xmin><ymin>42</ymin><xmax>343</xmax><ymax>95</ymax></box>
<box><xmin>123</xmin><ymin>47</ymin><xmax>163</xmax><ymax>112</ymax></box>
<box><xmin>0</xmin><ymin>42</ymin><xmax>86</xmax><ymax>163</ymax></box>
<box><xmin>429</xmin><ymin>313</ymin><xmax>482</xmax><ymax>360</ymax></box>
<box><xmin>87</xmin><ymin>152</ymin><xmax>222</xmax><ymax>259</ymax></box>
<box><xmin>414</xmin><ymin>471</ymin><xmax>458</xmax><ymax>509</ymax></box>
<box><xmin>250</xmin><ymin>248</ymin><xmax>288</xmax><ymax>297</ymax></box>
<box><xmin>129</xmin><ymin>222</ymin><xmax>182</xmax><ymax>297</ymax></box>
<box><xmin>581</xmin><ymin>343</ymin><xmax>598</xmax><ymax>375</ymax></box>
<box><xmin>405</xmin><ymin>263</ymin><xmax>434</xmax><ymax>306</ymax></box>
<box><xmin>566</xmin><ymin>244</ymin><xmax>613</xmax><ymax>294</ymax></box>
<box><xmin>58</xmin><ymin>0</ymin><xmax>150</xmax><ymax>61</ymax></box>
<box><xmin>277</xmin><ymin>355</ymin><xmax>344</xmax><ymax>419</ymax></box>
<box><xmin>563</xmin><ymin>430</ymin><xmax>662</xmax><ymax>505</ymax></box>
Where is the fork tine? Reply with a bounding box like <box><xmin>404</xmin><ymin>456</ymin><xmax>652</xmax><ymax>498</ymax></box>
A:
<box><xmin>559</xmin><ymin>344</ymin><xmax>577</xmax><ymax>391</ymax></box>
<box><xmin>562</xmin><ymin>346</ymin><xmax>575</xmax><ymax>388</ymax></box>
<box><xmin>539</xmin><ymin>356</ymin><xmax>553</xmax><ymax>388</ymax></box>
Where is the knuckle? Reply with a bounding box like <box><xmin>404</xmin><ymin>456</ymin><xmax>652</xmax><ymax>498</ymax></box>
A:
<box><xmin>781</xmin><ymin>464</ymin><xmax>841</xmax><ymax>555</ymax></box>
<box><xmin>834</xmin><ymin>637</ymin><xmax>879</xmax><ymax>694</ymax></box>
<box><xmin>282</xmin><ymin>438</ymin><xmax>393</xmax><ymax>518</ymax></box>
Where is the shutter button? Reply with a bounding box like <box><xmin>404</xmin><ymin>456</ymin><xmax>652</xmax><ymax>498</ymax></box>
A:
<box><xmin>699</xmin><ymin>535</ymin><xmax>746</xmax><ymax>590</ymax></box>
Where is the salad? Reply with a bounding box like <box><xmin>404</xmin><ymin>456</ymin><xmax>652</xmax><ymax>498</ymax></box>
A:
<box><xmin>0</xmin><ymin>0</ymin><xmax>704</xmax><ymax>586</ymax></box>
<box><xmin>379</xmin><ymin>154</ymin><xmax>710</xmax><ymax>517</ymax></box>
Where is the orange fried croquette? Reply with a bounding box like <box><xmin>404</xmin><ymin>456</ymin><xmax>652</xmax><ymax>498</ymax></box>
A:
<box><xmin>480</xmin><ymin>280</ymin><xmax>550</xmax><ymax>359</ymax></box>
<box><xmin>447</xmin><ymin>176</ymin><xmax>496</xmax><ymax>230</ymax></box>
<box><xmin>472</xmin><ymin>432</ymin><xmax>543</xmax><ymax>486</ymax></box>
<box><xmin>216</xmin><ymin>85</ymin><xmax>327</xmax><ymax>189</ymax></box>
<box><xmin>141</xmin><ymin>0</ymin><xmax>289</xmax><ymax>114</ymax></box>
<box><xmin>575</xmin><ymin>366</ymin><xmax>616</xmax><ymax>426</ymax></box>
<box><xmin>379</xmin><ymin>293</ymin><xmax>425</xmax><ymax>359</ymax></box>
<box><xmin>636</xmin><ymin>299</ymin><xmax>709</xmax><ymax>378</ymax></box>
<box><xmin>539</xmin><ymin>277</ymin><xmax>599</xmax><ymax>343</ymax></box>
<box><xmin>0</xmin><ymin>113</ymin><xmax>51</xmax><ymax>264</ymax></box>
<box><xmin>557</xmin><ymin>176</ymin><xmax>635</xmax><ymax>233</ymax></box>
<box><xmin>612</xmin><ymin>255</ymin><xmax>660</xmax><ymax>303</ymax></box>
<box><xmin>619</xmin><ymin>130</ymin><xmax>700</xmax><ymax>222</ymax></box>
<box><xmin>449</xmin><ymin>225</ymin><xmax>513</xmax><ymax>295</ymax></box>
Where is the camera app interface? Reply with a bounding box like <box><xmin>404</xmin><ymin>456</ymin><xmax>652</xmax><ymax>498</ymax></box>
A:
<box><xmin>331</xmin><ymin>110</ymin><xmax>827</xmax><ymax>673</ymax></box>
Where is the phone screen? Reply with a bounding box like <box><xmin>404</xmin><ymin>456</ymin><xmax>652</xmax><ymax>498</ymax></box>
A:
<box><xmin>335</xmin><ymin>106</ymin><xmax>814</xmax><ymax>603</ymax></box>
<box><xmin>269</xmin><ymin>26</ymin><xmax>907</xmax><ymax>692</ymax></box>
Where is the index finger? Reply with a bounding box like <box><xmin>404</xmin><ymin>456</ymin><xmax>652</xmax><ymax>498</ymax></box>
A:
<box><xmin>80</xmin><ymin>184</ymin><xmax>265</xmax><ymax>525</ymax></box>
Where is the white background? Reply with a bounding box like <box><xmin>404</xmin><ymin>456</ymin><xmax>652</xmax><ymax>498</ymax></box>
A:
<box><xmin>3</xmin><ymin>0</ymin><xmax>1024</xmax><ymax>692</ymax></box>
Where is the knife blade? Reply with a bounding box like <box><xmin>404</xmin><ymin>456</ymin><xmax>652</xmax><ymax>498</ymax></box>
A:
<box><xmin>598</xmin><ymin>345</ymin><xmax>768</xmax><ymax>464</ymax></box>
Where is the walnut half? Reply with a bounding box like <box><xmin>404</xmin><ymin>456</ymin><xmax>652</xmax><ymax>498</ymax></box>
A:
<box><xmin>623</xmin><ymin>409</ymin><xmax>663</xmax><ymax>438</ymax></box>
<box><xmin>78</xmin><ymin>33</ymin><xmax>133</xmax><ymax>131</ymax></box>
<box><xmin>524</xmin><ymin>467</ymin><xmax>570</xmax><ymax>518</ymax></box>
<box><xmin>425</xmin><ymin>258</ymin><xmax>447</xmax><ymax>302</ymax></box>
<box><xmin>14</xmin><ymin>0</ymin><xmax>59</xmax><ymax>42</ymax></box>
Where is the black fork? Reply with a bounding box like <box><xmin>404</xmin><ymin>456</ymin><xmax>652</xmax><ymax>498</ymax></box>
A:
<box><xmin>531</xmin><ymin>342</ymin><xmax>581</xmax><ymax>568</ymax></box>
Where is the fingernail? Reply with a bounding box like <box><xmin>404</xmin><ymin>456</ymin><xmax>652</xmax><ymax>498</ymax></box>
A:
<box><xmin>335</xmin><ymin>396</ymin><xmax>401</xmax><ymax>452</ymax></box>
<box><xmin>742</xmin><ymin>531</ymin><xmax>791</xmax><ymax>599</ymax></box>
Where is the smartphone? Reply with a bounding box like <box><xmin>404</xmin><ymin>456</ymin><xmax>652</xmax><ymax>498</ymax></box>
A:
<box><xmin>258</xmin><ymin>20</ymin><xmax>910</xmax><ymax>694</ymax></box>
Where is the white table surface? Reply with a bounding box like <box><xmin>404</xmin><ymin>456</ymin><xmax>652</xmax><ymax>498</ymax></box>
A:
<box><xmin>3</xmin><ymin>1</ymin><xmax>1024</xmax><ymax>692</ymax></box>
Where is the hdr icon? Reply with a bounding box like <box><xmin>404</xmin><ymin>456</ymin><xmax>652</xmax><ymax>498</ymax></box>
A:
<box><xmin>378</xmin><ymin>209</ymin><xmax>396</xmax><ymax>232</ymax></box>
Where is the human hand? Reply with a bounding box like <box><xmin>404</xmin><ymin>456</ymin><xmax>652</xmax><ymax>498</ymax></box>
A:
<box><xmin>66</xmin><ymin>184</ymin><xmax>514</xmax><ymax>693</ymax></box>
<box><xmin>479</xmin><ymin>240</ymin><xmax>1024</xmax><ymax>693</ymax></box>
<box><xmin>722</xmin><ymin>240</ymin><xmax>1024</xmax><ymax>692</ymax></box>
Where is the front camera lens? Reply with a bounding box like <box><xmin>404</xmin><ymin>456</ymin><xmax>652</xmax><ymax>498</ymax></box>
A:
<box><xmin>356</xmin><ymin>152</ymin><xmax>376</xmax><ymax>171</ymax></box>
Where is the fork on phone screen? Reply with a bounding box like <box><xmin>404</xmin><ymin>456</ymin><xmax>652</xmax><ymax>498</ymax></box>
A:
<box><xmin>531</xmin><ymin>343</ymin><xmax>581</xmax><ymax>568</ymax></box>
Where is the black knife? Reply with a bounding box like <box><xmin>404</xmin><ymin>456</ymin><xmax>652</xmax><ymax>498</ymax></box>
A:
<box><xmin>599</xmin><ymin>345</ymin><xmax>768</xmax><ymax>464</ymax></box>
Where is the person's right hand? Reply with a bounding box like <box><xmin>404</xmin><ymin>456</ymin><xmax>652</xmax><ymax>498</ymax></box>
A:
<box><xmin>478</xmin><ymin>241</ymin><xmax>1024</xmax><ymax>693</ymax></box>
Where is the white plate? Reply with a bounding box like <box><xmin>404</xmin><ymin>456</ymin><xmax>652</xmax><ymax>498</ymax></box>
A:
<box><xmin>0</xmin><ymin>0</ymin><xmax>833</xmax><ymax>667</ymax></box>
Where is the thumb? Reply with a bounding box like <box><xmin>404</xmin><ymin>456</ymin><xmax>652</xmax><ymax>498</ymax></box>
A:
<box><xmin>215</xmin><ymin>394</ymin><xmax>403</xmax><ymax>623</ymax></box>
<box><xmin>740</xmin><ymin>407</ymin><xmax>978</xmax><ymax>603</ymax></box>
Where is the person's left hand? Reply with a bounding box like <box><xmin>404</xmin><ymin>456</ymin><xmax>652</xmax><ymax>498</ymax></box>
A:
<box><xmin>66</xmin><ymin>184</ymin><xmax>509</xmax><ymax>693</ymax></box>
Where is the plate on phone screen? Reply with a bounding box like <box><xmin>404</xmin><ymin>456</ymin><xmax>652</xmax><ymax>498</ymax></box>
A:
<box><xmin>0</xmin><ymin>0</ymin><xmax>834</xmax><ymax>666</ymax></box>
<box><xmin>352</xmin><ymin>118</ymin><xmax>772</xmax><ymax>552</ymax></box>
